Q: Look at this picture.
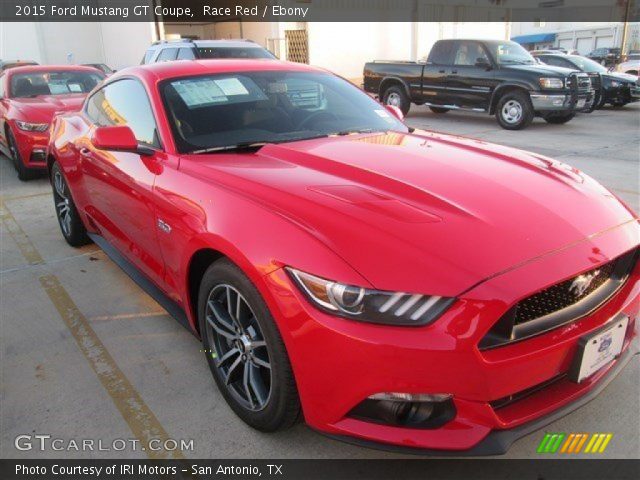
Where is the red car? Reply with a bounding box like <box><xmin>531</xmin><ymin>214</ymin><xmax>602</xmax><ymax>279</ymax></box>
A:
<box><xmin>47</xmin><ymin>60</ymin><xmax>639</xmax><ymax>455</ymax></box>
<box><xmin>0</xmin><ymin>65</ymin><xmax>104</xmax><ymax>180</ymax></box>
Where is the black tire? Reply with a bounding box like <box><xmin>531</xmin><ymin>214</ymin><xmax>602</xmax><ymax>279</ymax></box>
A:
<box><xmin>381</xmin><ymin>85</ymin><xmax>411</xmax><ymax>116</ymax></box>
<box><xmin>495</xmin><ymin>91</ymin><xmax>534</xmax><ymax>130</ymax></box>
<box><xmin>198</xmin><ymin>258</ymin><xmax>301</xmax><ymax>432</ymax></box>
<box><xmin>51</xmin><ymin>162</ymin><xmax>91</xmax><ymax>247</ymax></box>
<box><xmin>7</xmin><ymin>128</ymin><xmax>34</xmax><ymax>181</ymax></box>
<box><xmin>429</xmin><ymin>106</ymin><xmax>449</xmax><ymax>114</ymax></box>
<box><xmin>543</xmin><ymin>113</ymin><xmax>575</xmax><ymax>124</ymax></box>
<box><xmin>612</xmin><ymin>101</ymin><xmax>627</xmax><ymax>108</ymax></box>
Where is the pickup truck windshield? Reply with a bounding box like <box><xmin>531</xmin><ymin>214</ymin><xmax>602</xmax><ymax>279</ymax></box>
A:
<box><xmin>162</xmin><ymin>71</ymin><xmax>408</xmax><ymax>153</ymax></box>
<box><xmin>489</xmin><ymin>42</ymin><xmax>536</xmax><ymax>65</ymax></box>
<box><xmin>10</xmin><ymin>71</ymin><xmax>104</xmax><ymax>98</ymax></box>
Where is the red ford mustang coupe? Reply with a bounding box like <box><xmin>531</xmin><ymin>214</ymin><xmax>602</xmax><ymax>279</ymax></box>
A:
<box><xmin>0</xmin><ymin>65</ymin><xmax>104</xmax><ymax>180</ymax></box>
<box><xmin>47</xmin><ymin>60</ymin><xmax>639</xmax><ymax>455</ymax></box>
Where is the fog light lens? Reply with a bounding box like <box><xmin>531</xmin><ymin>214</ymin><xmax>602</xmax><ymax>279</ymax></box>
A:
<box><xmin>349</xmin><ymin>393</ymin><xmax>455</xmax><ymax>428</ymax></box>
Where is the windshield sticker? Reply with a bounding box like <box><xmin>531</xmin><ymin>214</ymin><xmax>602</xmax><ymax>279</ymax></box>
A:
<box><xmin>215</xmin><ymin>77</ymin><xmax>249</xmax><ymax>96</ymax></box>
<box><xmin>67</xmin><ymin>83</ymin><xmax>83</xmax><ymax>93</ymax></box>
<box><xmin>173</xmin><ymin>79</ymin><xmax>228</xmax><ymax>107</ymax></box>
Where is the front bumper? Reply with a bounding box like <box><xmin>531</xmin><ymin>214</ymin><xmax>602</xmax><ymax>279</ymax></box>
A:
<box><xmin>13</xmin><ymin>126</ymin><xmax>49</xmax><ymax>170</ymax></box>
<box><xmin>530</xmin><ymin>92</ymin><xmax>593</xmax><ymax>112</ymax></box>
<box><xmin>263</xmin><ymin>221</ymin><xmax>639</xmax><ymax>453</ymax></box>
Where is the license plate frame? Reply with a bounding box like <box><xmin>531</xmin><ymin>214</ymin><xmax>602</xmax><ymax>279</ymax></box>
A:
<box><xmin>569</xmin><ymin>314</ymin><xmax>628</xmax><ymax>383</ymax></box>
<box><xmin>576</xmin><ymin>98</ymin><xmax>586</xmax><ymax>109</ymax></box>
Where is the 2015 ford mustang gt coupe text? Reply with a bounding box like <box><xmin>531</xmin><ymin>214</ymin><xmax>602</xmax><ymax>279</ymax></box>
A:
<box><xmin>47</xmin><ymin>59</ymin><xmax>639</xmax><ymax>455</ymax></box>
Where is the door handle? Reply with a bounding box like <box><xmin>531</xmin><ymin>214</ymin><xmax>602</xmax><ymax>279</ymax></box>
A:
<box><xmin>451</xmin><ymin>70</ymin><xmax>458</xmax><ymax>74</ymax></box>
<box><xmin>438</xmin><ymin>69</ymin><xmax>446</xmax><ymax>74</ymax></box>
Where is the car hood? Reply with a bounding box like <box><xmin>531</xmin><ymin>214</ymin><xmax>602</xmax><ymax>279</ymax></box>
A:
<box><xmin>10</xmin><ymin>94</ymin><xmax>86</xmax><ymax>123</ymax></box>
<box><xmin>604</xmin><ymin>71</ymin><xmax>639</xmax><ymax>83</ymax></box>
<box><xmin>507</xmin><ymin>64</ymin><xmax>576</xmax><ymax>76</ymax></box>
<box><xmin>187</xmin><ymin>131</ymin><xmax>636</xmax><ymax>296</ymax></box>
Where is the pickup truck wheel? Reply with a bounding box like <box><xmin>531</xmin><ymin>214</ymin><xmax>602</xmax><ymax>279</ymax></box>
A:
<box><xmin>382</xmin><ymin>86</ymin><xmax>410</xmax><ymax>116</ymax></box>
<box><xmin>429</xmin><ymin>106</ymin><xmax>449</xmax><ymax>114</ymax></box>
<box><xmin>495</xmin><ymin>91</ymin><xmax>534</xmax><ymax>130</ymax></box>
<box><xmin>543</xmin><ymin>113</ymin><xmax>575</xmax><ymax>124</ymax></box>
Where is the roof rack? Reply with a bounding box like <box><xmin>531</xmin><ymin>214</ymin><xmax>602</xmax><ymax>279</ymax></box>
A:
<box><xmin>151</xmin><ymin>38</ymin><xmax>194</xmax><ymax>46</ymax></box>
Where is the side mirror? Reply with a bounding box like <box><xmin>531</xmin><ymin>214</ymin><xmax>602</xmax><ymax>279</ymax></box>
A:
<box><xmin>90</xmin><ymin>125</ymin><xmax>153</xmax><ymax>155</ymax></box>
<box><xmin>384</xmin><ymin>104</ymin><xmax>404</xmax><ymax>121</ymax></box>
<box><xmin>475</xmin><ymin>57</ymin><xmax>491</xmax><ymax>69</ymax></box>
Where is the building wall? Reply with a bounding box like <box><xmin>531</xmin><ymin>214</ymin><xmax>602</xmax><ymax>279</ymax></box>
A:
<box><xmin>0</xmin><ymin>21</ymin><xmax>154</xmax><ymax>69</ymax></box>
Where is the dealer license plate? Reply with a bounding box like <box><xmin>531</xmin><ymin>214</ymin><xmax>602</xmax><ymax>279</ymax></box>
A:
<box><xmin>570</xmin><ymin>315</ymin><xmax>628</xmax><ymax>383</ymax></box>
<box><xmin>576</xmin><ymin>98</ymin><xmax>586</xmax><ymax>109</ymax></box>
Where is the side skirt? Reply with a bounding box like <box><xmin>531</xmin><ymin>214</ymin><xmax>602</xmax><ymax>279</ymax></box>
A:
<box><xmin>88</xmin><ymin>233</ymin><xmax>196</xmax><ymax>336</ymax></box>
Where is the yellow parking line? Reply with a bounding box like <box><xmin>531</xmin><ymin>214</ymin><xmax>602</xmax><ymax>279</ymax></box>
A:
<box><xmin>0</xmin><ymin>201</ymin><xmax>44</xmax><ymax>265</ymax></box>
<box><xmin>39</xmin><ymin>275</ymin><xmax>183</xmax><ymax>459</ymax></box>
<box><xmin>2</xmin><ymin>198</ymin><xmax>181</xmax><ymax>459</ymax></box>
<box><xmin>598</xmin><ymin>434</ymin><xmax>613</xmax><ymax>453</ymax></box>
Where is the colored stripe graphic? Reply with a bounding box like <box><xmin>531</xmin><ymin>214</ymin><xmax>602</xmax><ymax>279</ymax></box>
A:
<box><xmin>541</xmin><ymin>433</ymin><xmax>613</xmax><ymax>454</ymax></box>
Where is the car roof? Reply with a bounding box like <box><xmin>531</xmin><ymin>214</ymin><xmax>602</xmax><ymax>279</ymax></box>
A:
<box><xmin>113</xmin><ymin>59</ymin><xmax>325</xmax><ymax>83</ymax></box>
<box><xmin>5</xmin><ymin>64</ymin><xmax>104</xmax><ymax>76</ymax></box>
<box><xmin>149</xmin><ymin>39</ymin><xmax>262</xmax><ymax>49</ymax></box>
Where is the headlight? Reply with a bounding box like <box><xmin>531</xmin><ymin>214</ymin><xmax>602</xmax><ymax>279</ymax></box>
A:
<box><xmin>286</xmin><ymin>267</ymin><xmax>455</xmax><ymax>326</ymax></box>
<box><xmin>15</xmin><ymin>121</ymin><xmax>49</xmax><ymax>132</ymax></box>
<box><xmin>539</xmin><ymin>77</ymin><xmax>565</xmax><ymax>89</ymax></box>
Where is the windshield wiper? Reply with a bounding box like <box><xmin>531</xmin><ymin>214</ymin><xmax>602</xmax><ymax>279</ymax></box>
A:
<box><xmin>192</xmin><ymin>141</ymin><xmax>268</xmax><ymax>154</ymax></box>
<box><xmin>330</xmin><ymin>128</ymin><xmax>382</xmax><ymax>136</ymax></box>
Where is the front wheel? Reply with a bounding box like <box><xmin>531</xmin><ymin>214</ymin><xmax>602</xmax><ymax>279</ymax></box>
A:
<box><xmin>495</xmin><ymin>91</ymin><xmax>534</xmax><ymax>130</ymax></box>
<box><xmin>382</xmin><ymin>85</ymin><xmax>411</xmax><ymax>116</ymax></box>
<box><xmin>51</xmin><ymin>162</ymin><xmax>91</xmax><ymax>247</ymax></box>
<box><xmin>543</xmin><ymin>113</ymin><xmax>575</xmax><ymax>124</ymax></box>
<box><xmin>199</xmin><ymin>259</ymin><xmax>301</xmax><ymax>432</ymax></box>
<box><xmin>7</xmin><ymin>128</ymin><xmax>33</xmax><ymax>181</ymax></box>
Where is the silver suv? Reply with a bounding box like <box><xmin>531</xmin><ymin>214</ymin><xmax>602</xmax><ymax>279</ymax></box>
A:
<box><xmin>142</xmin><ymin>39</ymin><xmax>276</xmax><ymax>64</ymax></box>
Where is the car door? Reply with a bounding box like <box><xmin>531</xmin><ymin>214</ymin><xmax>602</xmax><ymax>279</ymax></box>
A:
<box><xmin>0</xmin><ymin>74</ymin><xmax>7</xmax><ymax>151</ymax></box>
<box><xmin>80</xmin><ymin>79</ymin><xmax>166</xmax><ymax>285</ymax></box>
<box><xmin>421</xmin><ymin>41</ymin><xmax>454</xmax><ymax>105</ymax></box>
<box><xmin>446</xmin><ymin>41</ymin><xmax>495</xmax><ymax>110</ymax></box>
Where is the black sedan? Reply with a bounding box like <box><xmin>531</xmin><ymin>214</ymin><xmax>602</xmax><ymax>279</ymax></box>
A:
<box><xmin>537</xmin><ymin>53</ymin><xmax>639</xmax><ymax>109</ymax></box>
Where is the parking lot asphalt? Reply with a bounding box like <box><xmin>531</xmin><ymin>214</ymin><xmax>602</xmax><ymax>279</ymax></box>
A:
<box><xmin>1</xmin><ymin>104</ymin><xmax>639</xmax><ymax>460</ymax></box>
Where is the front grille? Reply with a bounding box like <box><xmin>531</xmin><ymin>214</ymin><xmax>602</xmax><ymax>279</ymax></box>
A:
<box><xmin>568</xmin><ymin>73</ymin><xmax>592</xmax><ymax>93</ymax></box>
<box><xmin>514</xmin><ymin>261</ymin><xmax>615</xmax><ymax>325</ymax></box>
<box><xmin>588</xmin><ymin>72</ymin><xmax>602</xmax><ymax>91</ymax></box>
<box><xmin>479</xmin><ymin>248</ymin><xmax>638</xmax><ymax>350</ymax></box>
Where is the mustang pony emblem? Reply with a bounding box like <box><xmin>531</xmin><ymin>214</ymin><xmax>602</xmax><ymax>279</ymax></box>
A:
<box><xmin>569</xmin><ymin>270</ymin><xmax>601</xmax><ymax>297</ymax></box>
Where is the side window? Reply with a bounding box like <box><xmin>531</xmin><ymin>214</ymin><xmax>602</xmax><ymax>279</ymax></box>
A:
<box><xmin>157</xmin><ymin>48</ymin><xmax>179</xmax><ymax>62</ymax></box>
<box><xmin>86</xmin><ymin>79</ymin><xmax>160</xmax><ymax>148</ymax></box>
<box><xmin>453</xmin><ymin>41</ymin><xmax>488</xmax><ymax>66</ymax></box>
<box><xmin>142</xmin><ymin>49</ymin><xmax>155</xmax><ymax>64</ymax></box>
<box><xmin>177</xmin><ymin>48</ymin><xmax>196</xmax><ymax>60</ymax></box>
<box><xmin>428</xmin><ymin>41</ymin><xmax>453</xmax><ymax>65</ymax></box>
<box><xmin>545</xmin><ymin>57</ymin><xmax>574</xmax><ymax>69</ymax></box>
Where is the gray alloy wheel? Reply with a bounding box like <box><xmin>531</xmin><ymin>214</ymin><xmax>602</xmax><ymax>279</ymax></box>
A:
<box><xmin>50</xmin><ymin>162</ymin><xmax>90</xmax><ymax>247</ymax></box>
<box><xmin>53</xmin><ymin>170</ymin><xmax>72</xmax><ymax>238</ymax></box>
<box><xmin>204</xmin><ymin>284</ymin><xmax>272</xmax><ymax>411</ymax></box>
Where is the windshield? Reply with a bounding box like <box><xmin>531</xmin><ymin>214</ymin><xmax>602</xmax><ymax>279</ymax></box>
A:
<box><xmin>489</xmin><ymin>41</ymin><xmax>536</xmax><ymax>65</ymax></box>
<box><xmin>161</xmin><ymin>71</ymin><xmax>407</xmax><ymax>153</ymax></box>
<box><xmin>567</xmin><ymin>56</ymin><xmax>607</xmax><ymax>73</ymax></box>
<box><xmin>10</xmin><ymin>70</ymin><xmax>104</xmax><ymax>98</ymax></box>
<box><xmin>197</xmin><ymin>47</ymin><xmax>276</xmax><ymax>60</ymax></box>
